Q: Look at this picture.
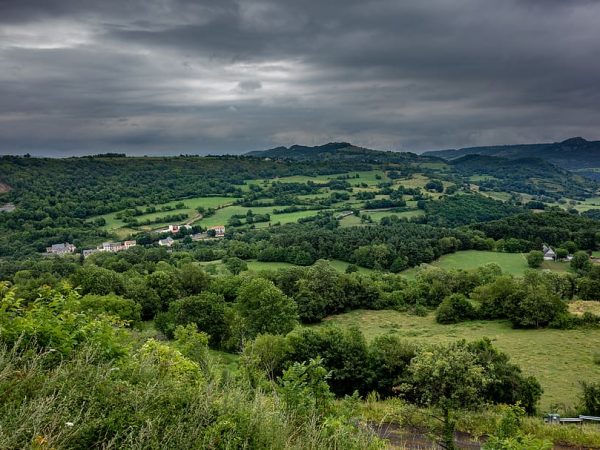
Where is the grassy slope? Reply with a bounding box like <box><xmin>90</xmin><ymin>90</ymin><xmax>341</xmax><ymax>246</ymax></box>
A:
<box><xmin>401</xmin><ymin>250</ymin><xmax>573</xmax><ymax>280</ymax></box>
<box><xmin>97</xmin><ymin>196</ymin><xmax>238</xmax><ymax>230</ymax></box>
<box><xmin>200</xmin><ymin>259</ymin><xmax>375</xmax><ymax>275</ymax></box>
<box><xmin>320</xmin><ymin>309</ymin><xmax>600</xmax><ymax>410</ymax></box>
<box><xmin>401</xmin><ymin>250</ymin><xmax>531</xmax><ymax>279</ymax></box>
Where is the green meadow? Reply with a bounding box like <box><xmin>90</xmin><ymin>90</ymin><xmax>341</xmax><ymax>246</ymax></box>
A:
<box><xmin>401</xmin><ymin>250</ymin><xmax>532</xmax><ymax>279</ymax></box>
<box><xmin>364</xmin><ymin>209</ymin><xmax>424</xmax><ymax>223</ymax></box>
<box><xmin>96</xmin><ymin>196</ymin><xmax>238</xmax><ymax>230</ymax></box>
<box><xmin>319</xmin><ymin>309</ymin><xmax>600</xmax><ymax>410</ymax></box>
<box><xmin>200</xmin><ymin>258</ymin><xmax>375</xmax><ymax>275</ymax></box>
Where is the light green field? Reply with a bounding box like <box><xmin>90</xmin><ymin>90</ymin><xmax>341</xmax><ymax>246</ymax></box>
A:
<box><xmin>200</xmin><ymin>259</ymin><xmax>374</xmax><ymax>275</ymax></box>
<box><xmin>196</xmin><ymin>205</ymin><xmax>272</xmax><ymax>227</ymax></box>
<box><xmin>481</xmin><ymin>191</ymin><xmax>512</xmax><ymax>202</ymax></box>
<box><xmin>364</xmin><ymin>209</ymin><xmax>424</xmax><ymax>223</ymax></box>
<box><xmin>266</xmin><ymin>209</ymin><xmax>328</xmax><ymax>226</ymax></box>
<box><xmin>401</xmin><ymin>250</ymin><xmax>529</xmax><ymax>279</ymax></box>
<box><xmin>96</xmin><ymin>196</ymin><xmax>238</xmax><ymax>230</ymax></box>
<box><xmin>339</xmin><ymin>215</ymin><xmax>364</xmax><ymax>227</ymax></box>
<box><xmin>319</xmin><ymin>309</ymin><xmax>600</xmax><ymax>410</ymax></box>
<box><xmin>245</xmin><ymin>170</ymin><xmax>388</xmax><ymax>188</ymax></box>
<box><xmin>574</xmin><ymin>196</ymin><xmax>600</xmax><ymax>212</ymax></box>
<box><xmin>198</xmin><ymin>205</ymin><xmax>328</xmax><ymax>228</ymax></box>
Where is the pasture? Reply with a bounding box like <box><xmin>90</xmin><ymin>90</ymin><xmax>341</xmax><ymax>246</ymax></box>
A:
<box><xmin>401</xmin><ymin>250</ymin><xmax>530</xmax><ymax>279</ymax></box>
<box><xmin>244</xmin><ymin>170</ymin><xmax>389</xmax><ymax>188</ymax></box>
<box><xmin>199</xmin><ymin>258</ymin><xmax>374</xmax><ymax>275</ymax></box>
<box><xmin>364</xmin><ymin>209</ymin><xmax>424</xmax><ymax>223</ymax></box>
<box><xmin>319</xmin><ymin>309</ymin><xmax>600</xmax><ymax>410</ymax></box>
<box><xmin>96</xmin><ymin>196</ymin><xmax>238</xmax><ymax>230</ymax></box>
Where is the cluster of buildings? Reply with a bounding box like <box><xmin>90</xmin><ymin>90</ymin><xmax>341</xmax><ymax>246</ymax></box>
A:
<box><xmin>82</xmin><ymin>240</ymin><xmax>137</xmax><ymax>257</ymax></box>
<box><xmin>159</xmin><ymin>225</ymin><xmax>226</xmax><ymax>247</ymax></box>
<box><xmin>156</xmin><ymin>224</ymin><xmax>192</xmax><ymax>234</ymax></box>
<box><xmin>45</xmin><ymin>224</ymin><xmax>226</xmax><ymax>254</ymax></box>
<box><xmin>45</xmin><ymin>242</ymin><xmax>77</xmax><ymax>255</ymax></box>
<box><xmin>46</xmin><ymin>240</ymin><xmax>138</xmax><ymax>257</ymax></box>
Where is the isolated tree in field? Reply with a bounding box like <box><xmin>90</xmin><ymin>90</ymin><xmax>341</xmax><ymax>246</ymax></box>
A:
<box><xmin>526</xmin><ymin>250</ymin><xmax>544</xmax><ymax>268</ymax></box>
<box><xmin>236</xmin><ymin>278</ymin><xmax>298</xmax><ymax>338</ymax></box>
<box><xmin>403</xmin><ymin>342</ymin><xmax>489</xmax><ymax>450</ymax></box>
<box><xmin>571</xmin><ymin>251</ymin><xmax>592</xmax><ymax>274</ymax></box>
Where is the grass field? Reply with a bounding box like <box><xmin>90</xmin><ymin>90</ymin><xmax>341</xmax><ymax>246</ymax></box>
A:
<box><xmin>574</xmin><ymin>196</ymin><xmax>600</xmax><ymax>212</ymax></box>
<box><xmin>319</xmin><ymin>309</ymin><xmax>600</xmax><ymax>410</ymax></box>
<box><xmin>364</xmin><ymin>209</ymin><xmax>424</xmax><ymax>223</ymax></box>
<box><xmin>481</xmin><ymin>191</ymin><xmax>512</xmax><ymax>202</ymax></box>
<box><xmin>200</xmin><ymin>258</ymin><xmax>374</xmax><ymax>275</ymax></box>
<box><xmin>96</xmin><ymin>196</ymin><xmax>239</xmax><ymax>230</ymax></box>
<box><xmin>245</xmin><ymin>170</ymin><xmax>388</xmax><ymax>188</ymax></box>
<box><xmin>401</xmin><ymin>250</ymin><xmax>531</xmax><ymax>279</ymax></box>
<box><xmin>197</xmin><ymin>205</ymin><xmax>329</xmax><ymax>228</ymax></box>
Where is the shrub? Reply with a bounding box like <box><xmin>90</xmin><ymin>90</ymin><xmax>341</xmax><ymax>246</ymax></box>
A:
<box><xmin>526</xmin><ymin>250</ymin><xmax>544</xmax><ymax>268</ymax></box>
<box><xmin>436</xmin><ymin>294</ymin><xmax>478</xmax><ymax>324</ymax></box>
<box><xmin>77</xmin><ymin>293</ymin><xmax>141</xmax><ymax>326</ymax></box>
<box><xmin>580</xmin><ymin>382</ymin><xmax>600</xmax><ymax>416</ymax></box>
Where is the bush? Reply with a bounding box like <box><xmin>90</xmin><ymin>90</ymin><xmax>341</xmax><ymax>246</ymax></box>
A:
<box><xmin>526</xmin><ymin>250</ymin><xmax>544</xmax><ymax>268</ymax></box>
<box><xmin>436</xmin><ymin>294</ymin><xmax>478</xmax><ymax>324</ymax></box>
<box><xmin>77</xmin><ymin>293</ymin><xmax>141</xmax><ymax>326</ymax></box>
<box><xmin>580</xmin><ymin>382</ymin><xmax>600</xmax><ymax>416</ymax></box>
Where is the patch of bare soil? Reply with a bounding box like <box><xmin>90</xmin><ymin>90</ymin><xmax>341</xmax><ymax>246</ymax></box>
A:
<box><xmin>0</xmin><ymin>182</ymin><xmax>11</xmax><ymax>193</ymax></box>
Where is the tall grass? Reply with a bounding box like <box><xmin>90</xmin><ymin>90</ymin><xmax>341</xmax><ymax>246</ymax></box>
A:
<box><xmin>0</xmin><ymin>343</ymin><xmax>382</xmax><ymax>449</ymax></box>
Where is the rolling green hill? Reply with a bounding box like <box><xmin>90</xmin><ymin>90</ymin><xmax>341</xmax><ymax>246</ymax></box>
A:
<box><xmin>246</xmin><ymin>142</ymin><xmax>438</xmax><ymax>164</ymax></box>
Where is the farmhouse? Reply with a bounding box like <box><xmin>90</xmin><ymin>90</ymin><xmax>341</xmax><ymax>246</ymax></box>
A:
<box><xmin>158</xmin><ymin>237</ymin><xmax>175</xmax><ymax>247</ymax></box>
<box><xmin>100</xmin><ymin>240</ymin><xmax>137</xmax><ymax>252</ymax></box>
<box><xmin>156</xmin><ymin>224</ymin><xmax>192</xmax><ymax>234</ymax></box>
<box><xmin>46</xmin><ymin>242</ymin><xmax>76</xmax><ymax>255</ymax></box>
<box><xmin>82</xmin><ymin>240</ymin><xmax>137</xmax><ymax>257</ymax></box>
<box><xmin>208</xmin><ymin>225</ymin><xmax>226</xmax><ymax>237</ymax></box>
<box><xmin>543</xmin><ymin>244</ymin><xmax>556</xmax><ymax>261</ymax></box>
<box><xmin>0</xmin><ymin>203</ymin><xmax>15</xmax><ymax>213</ymax></box>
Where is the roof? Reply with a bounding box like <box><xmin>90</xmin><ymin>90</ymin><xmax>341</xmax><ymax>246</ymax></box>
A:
<box><xmin>51</xmin><ymin>243</ymin><xmax>72</xmax><ymax>250</ymax></box>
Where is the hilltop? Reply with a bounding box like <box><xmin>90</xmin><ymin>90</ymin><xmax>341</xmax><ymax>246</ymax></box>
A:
<box><xmin>246</xmin><ymin>142</ymin><xmax>437</xmax><ymax>163</ymax></box>
<box><xmin>423</xmin><ymin>137</ymin><xmax>600</xmax><ymax>171</ymax></box>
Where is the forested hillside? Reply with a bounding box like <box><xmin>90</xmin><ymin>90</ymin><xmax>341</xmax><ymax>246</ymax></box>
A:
<box><xmin>424</xmin><ymin>137</ymin><xmax>600</xmax><ymax>170</ymax></box>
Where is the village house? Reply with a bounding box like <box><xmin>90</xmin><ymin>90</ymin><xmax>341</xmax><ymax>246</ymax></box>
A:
<box><xmin>46</xmin><ymin>242</ymin><xmax>76</xmax><ymax>255</ymax></box>
<box><xmin>100</xmin><ymin>240</ymin><xmax>137</xmax><ymax>252</ymax></box>
<box><xmin>208</xmin><ymin>225</ymin><xmax>226</xmax><ymax>237</ymax></box>
<box><xmin>82</xmin><ymin>240</ymin><xmax>137</xmax><ymax>258</ymax></box>
<box><xmin>158</xmin><ymin>237</ymin><xmax>175</xmax><ymax>247</ymax></box>
<box><xmin>543</xmin><ymin>244</ymin><xmax>557</xmax><ymax>261</ymax></box>
<box><xmin>156</xmin><ymin>224</ymin><xmax>192</xmax><ymax>234</ymax></box>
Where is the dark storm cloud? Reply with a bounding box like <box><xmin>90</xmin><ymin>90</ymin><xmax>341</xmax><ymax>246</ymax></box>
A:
<box><xmin>0</xmin><ymin>0</ymin><xmax>599</xmax><ymax>155</ymax></box>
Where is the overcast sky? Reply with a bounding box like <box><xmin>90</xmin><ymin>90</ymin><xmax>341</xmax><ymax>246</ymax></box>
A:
<box><xmin>1</xmin><ymin>0</ymin><xmax>599</xmax><ymax>156</ymax></box>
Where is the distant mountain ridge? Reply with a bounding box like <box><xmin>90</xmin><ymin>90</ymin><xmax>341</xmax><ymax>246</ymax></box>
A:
<box><xmin>422</xmin><ymin>137</ymin><xmax>600</xmax><ymax>170</ymax></box>
<box><xmin>246</xmin><ymin>142</ymin><xmax>436</xmax><ymax>163</ymax></box>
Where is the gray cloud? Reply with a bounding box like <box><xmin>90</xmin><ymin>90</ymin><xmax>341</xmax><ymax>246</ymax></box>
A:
<box><xmin>0</xmin><ymin>0</ymin><xmax>599</xmax><ymax>155</ymax></box>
